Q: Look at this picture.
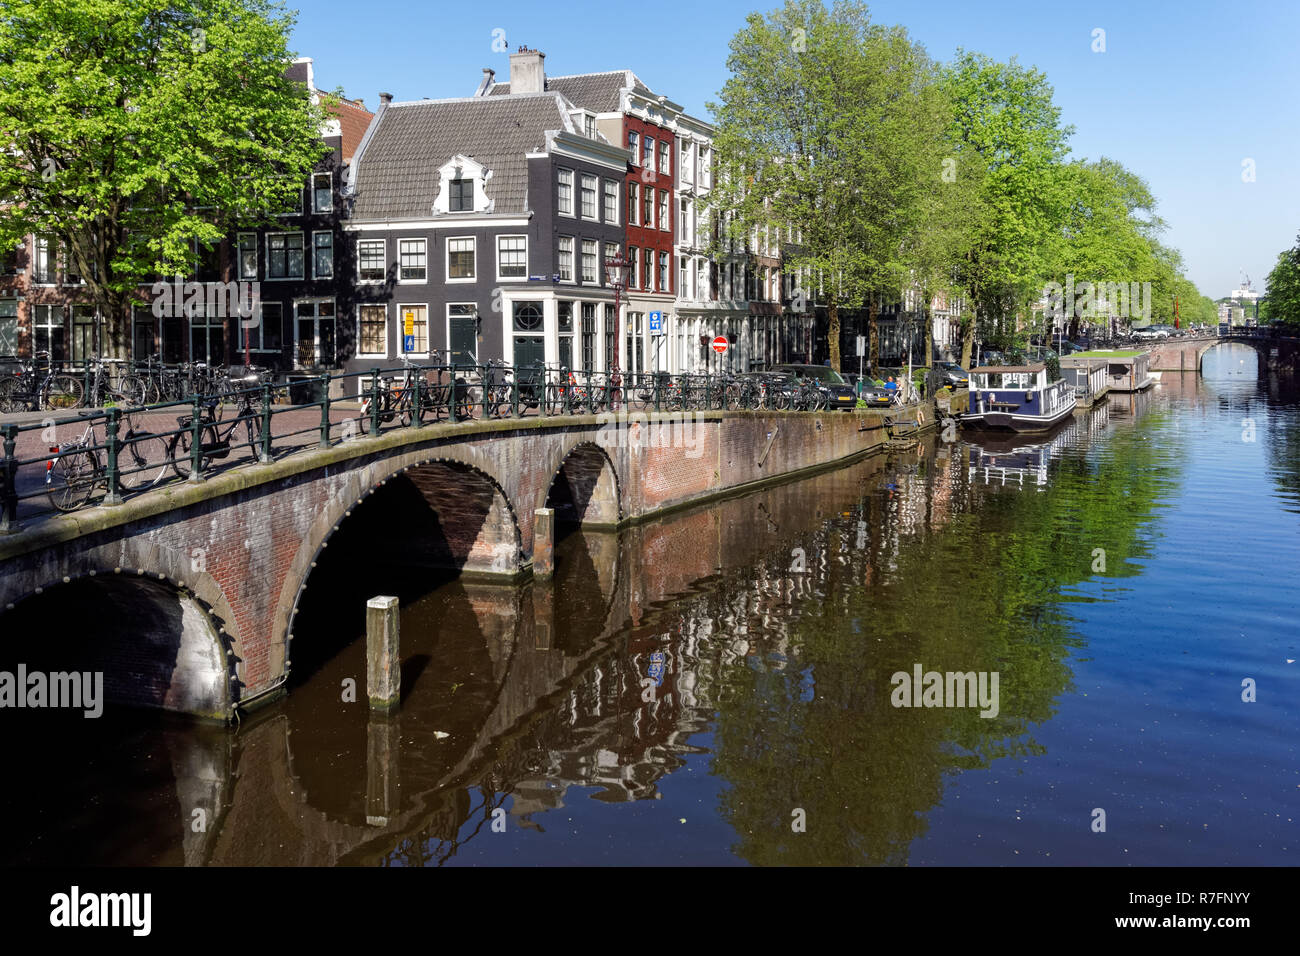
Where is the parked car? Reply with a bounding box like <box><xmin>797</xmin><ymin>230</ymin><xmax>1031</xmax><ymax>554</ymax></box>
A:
<box><xmin>773</xmin><ymin>364</ymin><xmax>860</xmax><ymax>410</ymax></box>
<box><xmin>1131</xmin><ymin>326</ymin><xmax>1164</xmax><ymax>341</ymax></box>
<box><xmin>936</xmin><ymin>362</ymin><xmax>969</xmax><ymax>388</ymax></box>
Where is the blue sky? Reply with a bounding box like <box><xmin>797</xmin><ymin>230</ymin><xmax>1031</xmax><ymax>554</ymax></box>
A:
<box><xmin>290</xmin><ymin>0</ymin><xmax>1300</xmax><ymax>301</ymax></box>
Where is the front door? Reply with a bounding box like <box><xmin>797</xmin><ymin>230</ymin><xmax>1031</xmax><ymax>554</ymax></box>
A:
<box><xmin>295</xmin><ymin>300</ymin><xmax>336</xmax><ymax>369</ymax></box>
<box><xmin>449</xmin><ymin>309</ymin><xmax>477</xmax><ymax>366</ymax></box>
<box><xmin>513</xmin><ymin>335</ymin><xmax>544</xmax><ymax>373</ymax></box>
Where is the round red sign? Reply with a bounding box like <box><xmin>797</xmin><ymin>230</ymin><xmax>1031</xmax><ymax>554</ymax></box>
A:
<box><xmin>711</xmin><ymin>336</ymin><xmax>729</xmax><ymax>354</ymax></box>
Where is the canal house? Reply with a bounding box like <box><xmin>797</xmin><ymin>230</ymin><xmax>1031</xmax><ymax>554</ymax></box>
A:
<box><xmin>1059</xmin><ymin>355</ymin><xmax>1109</xmax><ymax>408</ymax></box>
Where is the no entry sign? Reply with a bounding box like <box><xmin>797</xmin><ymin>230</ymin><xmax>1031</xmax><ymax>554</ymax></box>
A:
<box><xmin>711</xmin><ymin>336</ymin><xmax>729</xmax><ymax>354</ymax></box>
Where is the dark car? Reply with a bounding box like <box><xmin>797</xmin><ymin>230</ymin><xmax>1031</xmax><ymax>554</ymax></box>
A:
<box><xmin>936</xmin><ymin>362</ymin><xmax>969</xmax><ymax>387</ymax></box>
<box><xmin>772</xmin><ymin>364</ymin><xmax>861</xmax><ymax>410</ymax></box>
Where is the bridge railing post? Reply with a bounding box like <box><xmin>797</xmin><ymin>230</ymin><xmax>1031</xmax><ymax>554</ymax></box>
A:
<box><xmin>102</xmin><ymin>406</ymin><xmax>123</xmax><ymax>506</ymax></box>
<box><xmin>511</xmin><ymin>363</ymin><xmax>520</xmax><ymax>418</ymax></box>
<box><xmin>259</xmin><ymin>382</ymin><xmax>273</xmax><ymax>463</ymax></box>
<box><xmin>481</xmin><ymin>362</ymin><xmax>489</xmax><ymax>420</ymax></box>
<box><xmin>318</xmin><ymin>375</ymin><xmax>332</xmax><ymax>448</ymax></box>
<box><xmin>0</xmin><ymin>423</ymin><xmax>19</xmax><ymax>533</ymax></box>
<box><xmin>368</xmin><ymin>368</ymin><xmax>381</xmax><ymax>437</ymax></box>
<box><xmin>448</xmin><ymin>364</ymin><xmax>459</xmax><ymax>423</ymax></box>
<box><xmin>188</xmin><ymin>394</ymin><xmax>204</xmax><ymax>482</ymax></box>
<box><xmin>411</xmin><ymin>363</ymin><xmax>424</xmax><ymax>428</ymax></box>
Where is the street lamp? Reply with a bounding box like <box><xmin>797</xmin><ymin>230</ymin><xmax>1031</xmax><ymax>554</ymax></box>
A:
<box><xmin>605</xmin><ymin>251</ymin><xmax>629</xmax><ymax>373</ymax></box>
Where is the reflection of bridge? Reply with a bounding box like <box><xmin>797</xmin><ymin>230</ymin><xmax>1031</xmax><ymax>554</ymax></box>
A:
<box><xmin>0</xmin><ymin>407</ymin><xmax>923</xmax><ymax>718</ymax></box>
<box><xmin>1146</xmin><ymin>330</ymin><xmax>1300</xmax><ymax>373</ymax></box>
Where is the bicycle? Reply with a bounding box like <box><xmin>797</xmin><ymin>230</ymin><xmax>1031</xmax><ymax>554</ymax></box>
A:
<box><xmin>81</xmin><ymin>358</ymin><xmax>148</xmax><ymax>408</ymax></box>
<box><xmin>167</xmin><ymin>387</ymin><xmax>262</xmax><ymax>478</ymax></box>
<box><xmin>45</xmin><ymin>410</ymin><xmax>171</xmax><ymax>512</ymax></box>
<box><xmin>0</xmin><ymin>351</ymin><xmax>85</xmax><ymax>413</ymax></box>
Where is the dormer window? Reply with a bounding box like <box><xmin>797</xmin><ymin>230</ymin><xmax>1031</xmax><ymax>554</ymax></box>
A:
<box><xmin>449</xmin><ymin>178</ymin><xmax>472</xmax><ymax>212</ymax></box>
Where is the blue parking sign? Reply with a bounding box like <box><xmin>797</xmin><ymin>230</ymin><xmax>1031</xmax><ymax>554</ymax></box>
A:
<box><xmin>649</xmin><ymin>310</ymin><xmax>663</xmax><ymax>336</ymax></box>
<box><xmin>404</xmin><ymin>334</ymin><xmax>415</xmax><ymax>352</ymax></box>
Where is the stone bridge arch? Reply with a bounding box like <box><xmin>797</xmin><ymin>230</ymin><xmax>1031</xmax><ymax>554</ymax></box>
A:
<box><xmin>276</xmin><ymin>449</ymin><xmax>524</xmax><ymax>684</ymax></box>
<box><xmin>539</xmin><ymin>439</ymin><xmax>624</xmax><ymax>532</ymax></box>
<box><xmin>0</xmin><ymin>571</ymin><xmax>231</xmax><ymax>719</ymax></box>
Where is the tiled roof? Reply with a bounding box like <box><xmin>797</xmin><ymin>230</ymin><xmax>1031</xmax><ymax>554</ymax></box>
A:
<box><xmin>486</xmin><ymin>70</ymin><xmax>653</xmax><ymax>112</ymax></box>
<box><xmin>350</xmin><ymin>94</ymin><xmax>571</xmax><ymax>220</ymax></box>
<box><xmin>323</xmin><ymin>95</ymin><xmax>374</xmax><ymax>164</ymax></box>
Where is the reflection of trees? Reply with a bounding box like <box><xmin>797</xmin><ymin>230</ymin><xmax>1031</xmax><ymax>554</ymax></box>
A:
<box><xmin>1263</xmin><ymin>379</ymin><xmax>1300</xmax><ymax>506</ymax></box>
<box><xmin>708</xmin><ymin>413</ymin><xmax>1185</xmax><ymax>865</ymax></box>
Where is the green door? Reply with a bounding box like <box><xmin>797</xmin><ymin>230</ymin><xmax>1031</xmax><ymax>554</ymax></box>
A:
<box><xmin>513</xmin><ymin>335</ymin><xmax>545</xmax><ymax>374</ymax></box>
<box><xmin>450</xmin><ymin>314</ymin><xmax>477</xmax><ymax>366</ymax></box>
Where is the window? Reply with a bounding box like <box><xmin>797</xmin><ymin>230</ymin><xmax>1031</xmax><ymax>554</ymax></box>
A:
<box><xmin>312</xmin><ymin>172</ymin><xmax>332</xmax><ymax>213</ymax></box>
<box><xmin>268</xmin><ymin>232</ymin><xmax>305</xmax><ymax>279</ymax></box>
<box><xmin>581</xmin><ymin>302</ymin><xmax>595</xmax><ymax>371</ymax></box>
<box><xmin>238</xmin><ymin>233</ymin><xmax>258</xmax><ymax>280</ymax></box>
<box><xmin>643</xmin><ymin>248</ymin><xmax>653</xmax><ymax>290</ymax></box>
<box><xmin>629</xmin><ymin>246</ymin><xmax>639</xmax><ymax>289</ymax></box>
<box><xmin>358</xmin><ymin>239</ymin><xmax>386</xmax><ymax>281</ymax></box>
<box><xmin>0</xmin><ymin>299</ymin><xmax>17</xmax><ymax>355</ymax></box>
<box><xmin>557</xmin><ymin>168</ymin><xmax>574</xmax><ymax>216</ymax></box>
<box><xmin>628</xmin><ymin>183</ymin><xmax>639</xmax><ymax>226</ymax></box>
<box><xmin>680</xmin><ymin>199</ymin><xmax>691</xmax><ymax>245</ymax></box>
<box><xmin>701</xmin><ymin>147</ymin><xmax>712</xmax><ymax>187</ymax></box>
<box><xmin>625</xmin><ymin>311</ymin><xmax>644</xmax><ymax>375</ymax></box>
<box><xmin>580</xmin><ymin>174</ymin><xmax>597</xmax><ymax>220</ymax></box>
<box><xmin>643</xmin><ymin>136</ymin><xmax>654</xmax><ymax>168</ymax></box>
<box><xmin>642</xmin><ymin>187</ymin><xmax>653</xmax><ymax>228</ymax></box>
<box><xmin>603</xmin><ymin>179</ymin><xmax>618</xmax><ymax>224</ymax></box>
<box><xmin>659</xmin><ymin>252</ymin><xmax>669</xmax><ymax>293</ymax></box>
<box><xmin>512</xmin><ymin>301</ymin><xmax>543</xmax><ymax>331</ymax></box>
<box><xmin>583</xmin><ymin>114</ymin><xmax>596</xmax><ymax>138</ymax></box>
<box><xmin>1</xmin><ymin>243</ymin><xmax>18</xmax><ymax>275</ymax></box>
<box><xmin>34</xmin><ymin>237</ymin><xmax>53</xmax><ymax>283</ymax></box>
<box><xmin>33</xmin><ymin>305</ymin><xmax>64</xmax><ymax>359</ymax></box>
<box><xmin>447</xmin><ymin>237</ymin><xmax>475</xmax><ymax>280</ymax></box>
<box><xmin>659</xmin><ymin>190</ymin><xmax>670</xmax><ymax>232</ymax></box>
<box><xmin>358</xmin><ymin>304</ymin><xmax>387</xmax><ymax>356</ymax></box>
<box><xmin>628</xmin><ymin>131</ymin><xmax>639</xmax><ymax>165</ymax></box>
<box><xmin>64</xmin><ymin>244</ymin><xmax>83</xmax><ymax>285</ymax></box>
<box><xmin>558</xmin><ymin>300</ymin><xmax>574</xmax><ymax>370</ymax></box>
<box><xmin>498</xmin><ymin>236</ymin><xmax>527</xmax><ymax>278</ymax></box>
<box><xmin>275</xmin><ymin>179</ymin><xmax>303</xmax><ymax>215</ymax></box>
<box><xmin>604</xmin><ymin>243</ymin><xmax>619</xmax><ymax>286</ymax></box>
<box><xmin>399</xmin><ymin>239</ymin><xmax>426</xmax><ymax>281</ymax></box>
<box><xmin>581</xmin><ymin>240</ymin><xmax>597</xmax><ymax>283</ymax></box>
<box><xmin>398</xmin><ymin>304</ymin><xmax>428</xmax><ymax>355</ymax></box>
<box><xmin>659</xmin><ymin>141</ymin><xmax>670</xmax><ymax>175</ymax></box>
<box><xmin>603</xmin><ymin>304</ymin><xmax>615</xmax><ymax>370</ymax></box>
<box><xmin>680</xmin><ymin>257</ymin><xmax>688</xmax><ymax>299</ymax></box>
<box><xmin>449</xmin><ymin>178</ymin><xmax>473</xmax><ymax>212</ymax></box>
<box><xmin>189</xmin><ymin>306</ymin><xmax>225</xmax><ymax>365</ymax></box>
<box><xmin>313</xmin><ymin>232</ymin><xmax>333</xmax><ymax>279</ymax></box>
<box><xmin>558</xmin><ymin>236</ymin><xmax>574</xmax><ymax>281</ymax></box>
<box><xmin>251</xmin><ymin>301</ymin><xmax>284</xmax><ymax>352</ymax></box>
<box><xmin>681</xmin><ymin>140</ymin><xmax>692</xmax><ymax>182</ymax></box>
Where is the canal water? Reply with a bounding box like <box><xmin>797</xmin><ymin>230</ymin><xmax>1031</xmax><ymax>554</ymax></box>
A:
<box><xmin>3</xmin><ymin>342</ymin><xmax>1296</xmax><ymax>866</ymax></box>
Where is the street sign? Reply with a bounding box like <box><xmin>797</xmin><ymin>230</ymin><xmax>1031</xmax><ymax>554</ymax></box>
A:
<box><xmin>856</xmin><ymin>335</ymin><xmax>866</xmax><ymax>357</ymax></box>
<box><xmin>712</xmin><ymin>336</ymin><xmax>728</xmax><ymax>354</ymax></box>
<box><xmin>403</xmin><ymin>310</ymin><xmax>416</xmax><ymax>353</ymax></box>
<box><xmin>649</xmin><ymin>310</ymin><xmax>664</xmax><ymax>336</ymax></box>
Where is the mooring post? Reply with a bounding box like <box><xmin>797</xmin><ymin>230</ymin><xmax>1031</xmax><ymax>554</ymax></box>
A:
<box><xmin>366</xmin><ymin>595</ymin><xmax>400</xmax><ymax>712</ymax></box>
<box><xmin>533</xmin><ymin>507</ymin><xmax>555</xmax><ymax>579</ymax></box>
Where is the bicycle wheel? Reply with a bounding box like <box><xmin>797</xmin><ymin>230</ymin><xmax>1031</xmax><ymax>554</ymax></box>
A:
<box><xmin>242</xmin><ymin>411</ymin><xmax>263</xmax><ymax>458</ymax></box>
<box><xmin>46</xmin><ymin>448</ymin><xmax>99</xmax><ymax>512</ymax></box>
<box><xmin>44</xmin><ymin>374</ymin><xmax>85</xmax><ymax>410</ymax></box>
<box><xmin>118</xmin><ymin>432</ymin><xmax>171</xmax><ymax>490</ymax></box>
<box><xmin>168</xmin><ymin>424</ymin><xmax>219</xmax><ymax>478</ymax></box>
<box><xmin>117</xmin><ymin>375</ymin><xmax>148</xmax><ymax>407</ymax></box>
<box><xmin>544</xmin><ymin>383</ymin><xmax>564</xmax><ymax>416</ymax></box>
<box><xmin>0</xmin><ymin>376</ymin><xmax>25</xmax><ymax>413</ymax></box>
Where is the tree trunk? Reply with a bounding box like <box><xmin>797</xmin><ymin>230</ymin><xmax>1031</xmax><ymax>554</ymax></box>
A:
<box><xmin>828</xmin><ymin>292</ymin><xmax>841</xmax><ymax>372</ymax></box>
<box><xmin>867</xmin><ymin>297</ymin><xmax>878</xmax><ymax>370</ymax></box>
<box><xmin>922</xmin><ymin>296</ymin><xmax>934</xmax><ymax>366</ymax></box>
<box><xmin>960</xmin><ymin>309</ymin><xmax>975</xmax><ymax>368</ymax></box>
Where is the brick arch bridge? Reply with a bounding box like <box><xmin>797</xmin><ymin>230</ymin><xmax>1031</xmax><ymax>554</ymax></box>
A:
<box><xmin>1147</xmin><ymin>331</ymin><xmax>1300</xmax><ymax>373</ymax></box>
<box><xmin>0</xmin><ymin>407</ymin><xmax>904</xmax><ymax>719</ymax></box>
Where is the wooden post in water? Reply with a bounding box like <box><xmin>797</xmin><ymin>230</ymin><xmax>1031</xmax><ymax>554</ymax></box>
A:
<box><xmin>366</xmin><ymin>595</ymin><xmax>400</xmax><ymax>712</ymax></box>
<box><xmin>534</xmin><ymin>507</ymin><xmax>556</xmax><ymax>579</ymax></box>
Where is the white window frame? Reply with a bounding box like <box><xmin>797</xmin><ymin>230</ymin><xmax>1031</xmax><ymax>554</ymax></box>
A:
<box><xmin>659</xmin><ymin>190</ymin><xmax>670</xmax><ymax>232</ymax></box>
<box><xmin>603</xmin><ymin>179</ymin><xmax>619</xmax><ymax>225</ymax></box>
<box><xmin>357</xmin><ymin>238</ymin><xmax>386</xmax><ymax>283</ymax></box>
<box><xmin>628</xmin><ymin>131</ymin><xmax>640</xmax><ymax>166</ymax></box>
<box><xmin>580</xmin><ymin>239</ymin><xmax>598</xmax><ymax>285</ymax></box>
<box><xmin>266</xmin><ymin>231</ymin><xmax>305</xmax><ymax>281</ymax></box>
<box><xmin>397</xmin><ymin>237</ymin><xmax>427</xmax><ymax>283</ymax></box>
<box><xmin>396</xmin><ymin>302</ymin><xmax>430</xmax><ymax>359</ymax></box>
<box><xmin>250</xmin><ymin>301</ymin><xmax>284</xmax><ymax>353</ymax></box>
<box><xmin>580</xmin><ymin>173</ymin><xmax>598</xmax><ymax>221</ymax></box>
<box><xmin>237</xmin><ymin>232</ymin><xmax>258</xmax><ymax>280</ymax></box>
<box><xmin>356</xmin><ymin>303</ymin><xmax>388</xmax><ymax>358</ymax></box>
<box><xmin>629</xmin><ymin>182</ymin><xmax>639</xmax><ymax>226</ymax></box>
<box><xmin>275</xmin><ymin>178</ymin><xmax>304</xmax><ymax>217</ymax></box>
<box><xmin>33</xmin><ymin>236</ymin><xmax>55</xmax><ymax>285</ymax></box>
<box><xmin>557</xmin><ymin>167</ymin><xmax>575</xmax><ymax>217</ymax></box>
<box><xmin>557</xmin><ymin>236</ymin><xmax>575</xmax><ymax>283</ymax></box>
<box><xmin>312</xmin><ymin>172</ymin><xmax>332</xmax><ymax>213</ymax></box>
<box><xmin>496</xmin><ymin>234</ymin><xmax>528</xmax><ymax>282</ymax></box>
<box><xmin>312</xmin><ymin>230</ymin><xmax>333</xmax><ymax>279</ymax></box>
<box><xmin>658</xmin><ymin>140</ymin><xmax>670</xmax><ymax>175</ymax></box>
<box><xmin>446</xmin><ymin>235</ymin><xmax>476</xmax><ymax>283</ymax></box>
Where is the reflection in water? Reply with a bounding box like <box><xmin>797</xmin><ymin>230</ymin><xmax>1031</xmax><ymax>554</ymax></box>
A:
<box><xmin>2</xmin><ymin>358</ymin><xmax>1297</xmax><ymax>866</ymax></box>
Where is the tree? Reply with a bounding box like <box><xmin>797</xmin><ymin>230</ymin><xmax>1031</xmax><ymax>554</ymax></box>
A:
<box><xmin>940</xmin><ymin>52</ymin><xmax>1072</xmax><ymax>366</ymax></box>
<box><xmin>707</xmin><ymin>0</ymin><xmax>948</xmax><ymax>372</ymax></box>
<box><xmin>0</xmin><ymin>0</ymin><xmax>331</xmax><ymax>358</ymax></box>
<box><xmin>1265</xmin><ymin>234</ymin><xmax>1300</xmax><ymax>327</ymax></box>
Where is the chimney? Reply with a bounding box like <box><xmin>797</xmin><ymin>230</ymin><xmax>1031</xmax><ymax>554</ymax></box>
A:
<box><xmin>509</xmin><ymin>47</ymin><xmax>545</xmax><ymax>95</ymax></box>
<box><xmin>379</xmin><ymin>92</ymin><xmax>393</xmax><ymax>106</ymax></box>
<box><xmin>475</xmin><ymin>67</ymin><xmax>496</xmax><ymax>97</ymax></box>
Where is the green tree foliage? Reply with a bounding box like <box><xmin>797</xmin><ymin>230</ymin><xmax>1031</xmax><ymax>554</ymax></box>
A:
<box><xmin>707</xmin><ymin>0</ymin><xmax>949</xmax><ymax>371</ymax></box>
<box><xmin>0</xmin><ymin>0</ymin><xmax>331</xmax><ymax>357</ymax></box>
<box><xmin>1264</xmin><ymin>234</ymin><xmax>1300</xmax><ymax>327</ymax></box>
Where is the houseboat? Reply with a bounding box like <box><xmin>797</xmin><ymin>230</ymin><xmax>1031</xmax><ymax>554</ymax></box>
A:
<box><xmin>1069</xmin><ymin>350</ymin><xmax>1154</xmax><ymax>392</ymax></box>
<box><xmin>1059</xmin><ymin>355</ymin><xmax>1109</xmax><ymax>408</ymax></box>
<box><xmin>961</xmin><ymin>363</ymin><xmax>1076</xmax><ymax>432</ymax></box>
